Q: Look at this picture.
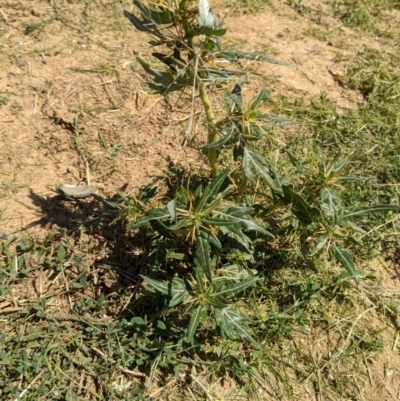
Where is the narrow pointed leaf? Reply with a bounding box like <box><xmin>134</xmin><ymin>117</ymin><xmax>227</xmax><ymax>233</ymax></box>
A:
<box><xmin>187</xmin><ymin>304</ymin><xmax>208</xmax><ymax>343</ymax></box>
<box><xmin>200</xmin><ymin>230</ymin><xmax>222</xmax><ymax>249</ymax></box>
<box><xmin>194</xmin><ymin>169</ymin><xmax>230</xmax><ymax>213</ymax></box>
<box><xmin>194</xmin><ymin>267</ymin><xmax>205</xmax><ymax>294</ymax></box>
<box><xmin>211</xmin><ymin>210</ymin><xmax>274</xmax><ymax>237</ymax></box>
<box><xmin>249</xmin><ymin>86</ymin><xmax>270</xmax><ymax>110</ymax></box>
<box><xmin>136</xmin><ymin>57</ymin><xmax>190</xmax><ymax>92</ymax></box>
<box><xmin>311</xmin><ymin>236</ymin><xmax>329</xmax><ymax>255</ymax></box>
<box><xmin>176</xmin><ymin>186</ymin><xmax>188</xmax><ymax>208</ymax></box>
<box><xmin>207</xmin><ymin>294</ymin><xmax>231</xmax><ymax>309</ymax></box>
<box><xmin>167</xmin><ymin>199</ymin><xmax>177</xmax><ymax>221</ymax></box>
<box><xmin>123</xmin><ymin>10</ymin><xmax>152</xmax><ymax>32</ymax></box>
<box><xmin>202</xmin><ymin>128</ymin><xmax>238</xmax><ymax>150</ymax></box>
<box><xmin>141</xmin><ymin>276</ymin><xmax>171</xmax><ymax>295</ymax></box>
<box><xmin>188</xmin><ymin>27</ymin><xmax>226</xmax><ymax>37</ymax></box>
<box><xmin>226</xmin><ymin>91</ymin><xmax>243</xmax><ymax>112</ymax></box>
<box><xmin>225</xmin><ymin>233</ymin><xmax>252</xmax><ymax>255</ymax></box>
<box><xmin>215</xmin><ymin>307</ymin><xmax>259</xmax><ymax>348</ymax></box>
<box><xmin>224</xmin><ymin>223</ymin><xmax>247</xmax><ymax>238</ymax></box>
<box><xmin>151</xmin><ymin>53</ymin><xmax>188</xmax><ymax>74</ymax></box>
<box><xmin>345</xmin><ymin>204</ymin><xmax>400</xmax><ymax>219</ymax></box>
<box><xmin>132</xmin><ymin>0</ymin><xmax>174</xmax><ymax>25</ymax></box>
<box><xmin>168</xmin><ymin>218</ymin><xmax>190</xmax><ymax>231</ymax></box>
<box><xmin>282</xmin><ymin>185</ymin><xmax>321</xmax><ymax>225</ymax></box>
<box><xmin>242</xmin><ymin>147</ymin><xmax>277</xmax><ymax>191</ymax></box>
<box><xmin>141</xmin><ymin>276</ymin><xmax>192</xmax><ymax>306</ymax></box>
<box><xmin>202</xmin><ymin>217</ymin><xmax>240</xmax><ymax>226</ymax></box>
<box><xmin>195</xmin><ymin>234</ymin><xmax>212</xmax><ymax>283</ymax></box>
<box><xmin>286</xmin><ymin>151</ymin><xmax>306</xmax><ymax>175</ymax></box>
<box><xmin>347</xmin><ymin>221</ymin><xmax>368</xmax><ymax>236</ymax></box>
<box><xmin>213</xmin><ymin>278</ymin><xmax>258</xmax><ymax>298</ymax></box>
<box><xmin>332</xmin><ymin>242</ymin><xmax>360</xmax><ymax>284</ymax></box>
<box><xmin>128</xmin><ymin>209</ymin><xmax>170</xmax><ymax>229</ymax></box>
<box><xmin>216</xmin><ymin>51</ymin><xmax>295</xmax><ymax>66</ymax></box>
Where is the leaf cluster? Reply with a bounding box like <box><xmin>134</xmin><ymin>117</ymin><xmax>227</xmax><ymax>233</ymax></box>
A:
<box><xmin>124</xmin><ymin>0</ymin><xmax>292</xmax><ymax>93</ymax></box>
<box><xmin>121</xmin><ymin>0</ymin><xmax>400</xmax><ymax>348</ymax></box>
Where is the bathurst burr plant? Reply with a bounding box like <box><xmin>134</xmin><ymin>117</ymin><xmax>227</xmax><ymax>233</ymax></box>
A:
<box><xmin>123</xmin><ymin>0</ymin><xmax>400</xmax><ymax>346</ymax></box>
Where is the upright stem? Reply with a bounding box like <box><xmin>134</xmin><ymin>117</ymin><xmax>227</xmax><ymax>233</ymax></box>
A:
<box><xmin>198</xmin><ymin>81</ymin><xmax>219</xmax><ymax>178</ymax></box>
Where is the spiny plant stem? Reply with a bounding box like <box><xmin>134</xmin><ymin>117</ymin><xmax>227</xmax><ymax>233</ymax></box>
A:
<box><xmin>198</xmin><ymin>81</ymin><xmax>219</xmax><ymax>178</ymax></box>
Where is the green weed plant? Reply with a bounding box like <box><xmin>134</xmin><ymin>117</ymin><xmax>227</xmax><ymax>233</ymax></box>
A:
<box><xmin>123</xmin><ymin>0</ymin><xmax>400</xmax><ymax>346</ymax></box>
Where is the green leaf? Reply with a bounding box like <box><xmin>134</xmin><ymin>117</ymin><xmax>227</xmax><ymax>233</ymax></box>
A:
<box><xmin>157</xmin><ymin>320</ymin><xmax>166</xmax><ymax>329</ymax></box>
<box><xmin>127</xmin><ymin>209</ymin><xmax>171</xmax><ymax>229</ymax></box>
<box><xmin>58</xmin><ymin>245</ymin><xmax>66</xmax><ymax>263</ymax></box>
<box><xmin>167</xmin><ymin>199</ymin><xmax>177</xmax><ymax>221</ymax></box>
<box><xmin>213</xmin><ymin>277</ymin><xmax>258</xmax><ymax>298</ymax></box>
<box><xmin>219</xmin><ymin>265</ymin><xmax>257</xmax><ymax>280</ymax></box>
<box><xmin>311</xmin><ymin>236</ymin><xmax>329</xmax><ymax>255</ymax></box>
<box><xmin>199</xmin><ymin>68</ymin><xmax>230</xmax><ymax>79</ymax></box>
<box><xmin>141</xmin><ymin>276</ymin><xmax>171</xmax><ymax>295</ymax></box>
<box><xmin>187</xmin><ymin>27</ymin><xmax>227</xmax><ymax>38</ymax></box>
<box><xmin>194</xmin><ymin>267</ymin><xmax>205</xmax><ymax>294</ymax></box>
<box><xmin>200</xmin><ymin>230</ymin><xmax>222</xmax><ymax>249</ymax></box>
<box><xmin>215</xmin><ymin>307</ymin><xmax>259</xmax><ymax>348</ymax></box>
<box><xmin>331</xmin><ymin>156</ymin><xmax>348</xmax><ymax>175</ymax></box>
<box><xmin>347</xmin><ymin>221</ymin><xmax>368</xmax><ymax>236</ymax></box>
<box><xmin>282</xmin><ymin>185</ymin><xmax>321</xmax><ymax>225</ymax></box>
<box><xmin>187</xmin><ymin>304</ymin><xmax>208</xmax><ymax>343</ymax></box>
<box><xmin>195</xmin><ymin>233</ymin><xmax>213</xmax><ymax>283</ymax></box>
<box><xmin>226</xmin><ymin>90</ymin><xmax>243</xmax><ymax>112</ymax></box>
<box><xmin>166</xmin><ymin>251</ymin><xmax>186</xmax><ymax>260</ymax></box>
<box><xmin>249</xmin><ymin>86</ymin><xmax>271</xmax><ymax>110</ymax></box>
<box><xmin>216</xmin><ymin>51</ymin><xmax>296</xmax><ymax>66</ymax></box>
<box><xmin>332</xmin><ymin>242</ymin><xmax>360</xmax><ymax>284</ymax></box>
<box><xmin>176</xmin><ymin>186</ymin><xmax>188</xmax><ymax>207</ymax></box>
<box><xmin>202</xmin><ymin>217</ymin><xmax>240</xmax><ymax>226</ymax></box>
<box><xmin>202</xmin><ymin>28</ymin><xmax>226</xmax><ymax>36</ymax></box>
<box><xmin>224</xmin><ymin>224</ymin><xmax>248</xmax><ymax>239</ymax></box>
<box><xmin>286</xmin><ymin>151</ymin><xmax>306</xmax><ymax>175</ymax></box>
<box><xmin>345</xmin><ymin>204</ymin><xmax>400</xmax><ymax>219</ymax></box>
<box><xmin>194</xmin><ymin>168</ymin><xmax>230</xmax><ymax>213</ymax></box>
<box><xmin>132</xmin><ymin>0</ymin><xmax>174</xmax><ymax>25</ymax></box>
<box><xmin>202</xmin><ymin>127</ymin><xmax>238</xmax><ymax>150</ymax></box>
<box><xmin>207</xmin><ymin>294</ymin><xmax>231</xmax><ymax>309</ymax></box>
<box><xmin>123</xmin><ymin>10</ymin><xmax>152</xmax><ymax>32</ymax></box>
<box><xmin>242</xmin><ymin>147</ymin><xmax>278</xmax><ymax>191</ymax></box>
<box><xmin>141</xmin><ymin>276</ymin><xmax>192</xmax><ymax>307</ymax></box>
<box><xmin>136</xmin><ymin>57</ymin><xmax>192</xmax><ymax>93</ymax></box>
<box><xmin>151</xmin><ymin>53</ymin><xmax>184</xmax><ymax>73</ymax></box>
<box><xmin>211</xmin><ymin>209</ymin><xmax>274</xmax><ymax>237</ymax></box>
<box><xmin>168</xmin><ymin>218</ymin><xmax>190</xmax><ymax>231</ymax></box>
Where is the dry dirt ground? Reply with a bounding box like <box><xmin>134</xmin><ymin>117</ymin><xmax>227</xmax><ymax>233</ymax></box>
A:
<box><xmin>1</xmin><ymin>0</ymin><xmax>400</xmax><ymax>400</ymax></box>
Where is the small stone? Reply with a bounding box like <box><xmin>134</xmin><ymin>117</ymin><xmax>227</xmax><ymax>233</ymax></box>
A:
<box><xmin>31</xmin><ymin>8</ymin><xmax>45</xmax><ymax>17</ymax></box>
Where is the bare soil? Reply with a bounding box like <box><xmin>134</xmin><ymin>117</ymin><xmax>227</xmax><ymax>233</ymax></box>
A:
<box><xmin>0</xmin><ymin>0</ymin><xmax>399</xmax><ymax>399</ymax></box>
